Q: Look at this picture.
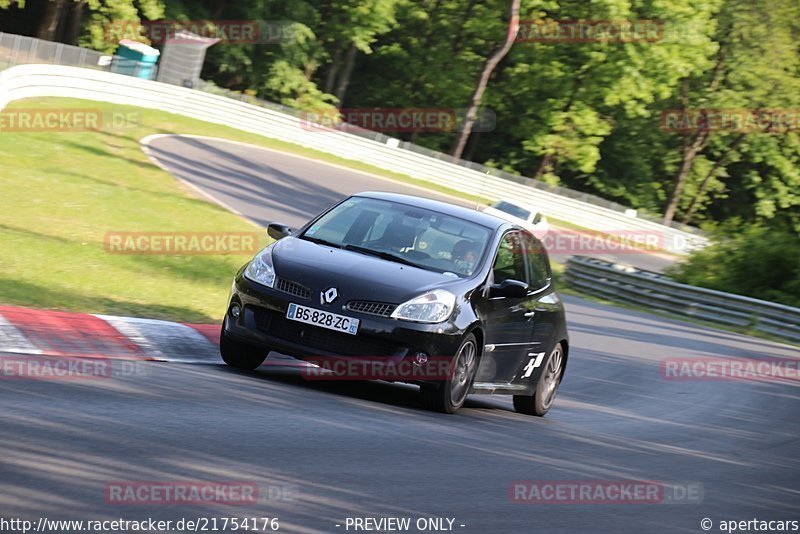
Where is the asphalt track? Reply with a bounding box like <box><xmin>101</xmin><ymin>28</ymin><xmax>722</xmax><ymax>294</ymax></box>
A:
<box><xmin>1</xmin><ymin>136</ymin><xmax>798</xmax><ymax>534</ymax></box>
<box><xmin>141</xmin><ymin>135</ymin><xmax>676</xmax><ymax>272</ymax></box>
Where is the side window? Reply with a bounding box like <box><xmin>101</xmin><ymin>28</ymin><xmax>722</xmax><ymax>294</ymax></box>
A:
<box><xmin>524</xmin><ymin>233</ymin><xmax>551</xmax><ymax>289</ymax></box>
<box><xmin>493</xmin><ymin>232</ymin><xmax>527</xmax><ymax>284</ymax></box>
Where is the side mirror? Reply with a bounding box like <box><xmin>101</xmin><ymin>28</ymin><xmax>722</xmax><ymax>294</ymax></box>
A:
<box><xmin>267</xmin><ymin>223</ymin><xmax>292</xmax><ymax>240</ymax></box>
<box><xmin>532</xmin><ymin>212</ymin><xmax>543</xmax><ymax>224</ymax></box>
<box><xmin>489</xmin><ymin>279</ymin><xmax>528</xmax><ymax>298</ymax></box>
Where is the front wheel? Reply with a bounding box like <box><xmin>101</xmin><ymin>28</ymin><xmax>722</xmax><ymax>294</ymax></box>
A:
<box><xmin>219</xmin><ymin>328</ymin><xmax>268</xmax><ymax>370</ymax></box>
<box><xmin>420</xmin><ymin>333</ymin><xmax>479</xmax><ymax>414</ymax></box>
<box><xmin>513</xmin><ymin>342</ymin><xmax>564</xmax><ymax>417</ymax></box>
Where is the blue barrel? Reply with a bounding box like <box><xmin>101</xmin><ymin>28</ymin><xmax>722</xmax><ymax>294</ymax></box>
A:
<box><xmin>112</xmin><ymin>40</ymin><xmax>160</xmax><ymax>79</ymax></box>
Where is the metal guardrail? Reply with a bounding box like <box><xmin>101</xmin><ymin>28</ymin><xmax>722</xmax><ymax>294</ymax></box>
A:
<box><xmin>0</xmin><ymin>63</ymin><xmax>707</xmax><ymax>253</ymax></box>
<box><xmin>0</xmin><ymin>32</ymin><xmax>157</xmax><ymax>80</ymax></box>
<box><xmin>565</xmin><ymin>256</ymin><xmax>800</xmax><ymax>343</ymax></box>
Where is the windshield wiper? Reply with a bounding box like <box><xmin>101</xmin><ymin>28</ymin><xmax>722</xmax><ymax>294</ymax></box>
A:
<box><xmin>300</xmin><ymin>235</ymin><xmax>343</xmax><ymax>248</ymax></box>
<box><xmin>343</xmin><ymin>244</ymin><xmax>420</xmax><ymax>268</ymax></box>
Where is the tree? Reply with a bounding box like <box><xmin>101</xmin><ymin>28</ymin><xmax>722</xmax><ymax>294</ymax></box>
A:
<box><xmin>450</xmin><ymin>0</ymin><xmax>518</xmax><ymax>159</ymax></box>
<box><xmin>37</xmin><ymin>0</ymin><xmax>66</xmax><ymax>41</ymax></box>
<box><xmin>475</xmin><ymin>0</ymin><xmax>718</xmax><ymax>188</ymax></box>
<box><xmin>317</xmin><ymin>0</ymin><xmax>400</xmax><ymax>105</ymax></box>
<box><xmin>81</xmin><ymin>0</ymin><xmax>165</xmax><ymax>52</ymax></box>
<box><xmin>0</xmin><ymin>0</ymin><xmax>165</xmax><ymax>50</ymax></box>
<box><xmin>661</xmin><ymin>0</ymin><xmax>800</xmax><ymax>225</ymax></box>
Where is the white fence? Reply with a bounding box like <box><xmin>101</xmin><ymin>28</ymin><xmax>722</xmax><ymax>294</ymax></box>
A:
<box><xmin>0</xmin><ymin>63</ymin><xmax>707</xmax><ymax>254</ymax></box>
<box><xmin>0</xmin><ymin>32</ymin><xmax>157</xmax><ymax>79</ymax></box>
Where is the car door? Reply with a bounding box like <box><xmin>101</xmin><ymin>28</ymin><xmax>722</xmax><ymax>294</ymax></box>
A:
<box><xmin>476</xmin><ymin>231</ymin><xmax>539</xmax><ymax>383</ymax></box>
<box><xmin>509</xmin><ymin>232</ymin><xmax>560</xmax><ymax>383</ymax></box>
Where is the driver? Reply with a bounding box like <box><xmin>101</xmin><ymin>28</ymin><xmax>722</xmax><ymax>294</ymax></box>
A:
<box><xmin>451</xmin><ymin>239</ymin><xmax>479</xmax><ymax>274</ymax></box>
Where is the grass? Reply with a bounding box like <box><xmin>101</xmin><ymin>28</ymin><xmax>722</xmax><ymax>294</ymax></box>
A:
<box><xmin>0</xmin><ymin>99</ymin><xmax>262</xmax><ymax>321</ymax></box>
<box><xmin>0</xmin><ymin>97</ymin><xmax>502</xmax><ymax>322</ymax></box>
<box><xmin>0</xmin><ymin>96</ymin><xmax>672</xmax><ymax>324</ymax></box>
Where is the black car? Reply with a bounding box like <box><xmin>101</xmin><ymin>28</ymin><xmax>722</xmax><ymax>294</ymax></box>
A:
<box><xmin>220</xmin><ymin>192</ymin><xmax>569</xmax><ymax>415</ymax></box>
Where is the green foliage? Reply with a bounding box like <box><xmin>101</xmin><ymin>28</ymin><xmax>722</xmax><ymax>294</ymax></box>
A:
<box><xmin>81</xmin><ymin>0</ymin><xmax>166</xmax><ymax>52</ymax></box>
<box><xmin>667</xmin><ymin>224</ymin><xmax>800</xmax><ymax>307</ymax></box>
<box><xmin>262</xmin><ymin>59</ymin><xmax>338</xmax><ymax>110</ymax></box>
<box><xmin>654</xmin><ymin>0</ymin><xmax>800</xmax><ymax>225</ymax></box>
<box><xmin>2</xmin><ymin>0</ymin><xmax>799</xmax><ymax>232</ymax></box>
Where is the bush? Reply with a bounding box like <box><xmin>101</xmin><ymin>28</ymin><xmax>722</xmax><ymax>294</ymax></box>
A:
<box><xmin>667</xmin><ymin>225</ymin><xmax>800</xmax><ymax>308</ymax></box>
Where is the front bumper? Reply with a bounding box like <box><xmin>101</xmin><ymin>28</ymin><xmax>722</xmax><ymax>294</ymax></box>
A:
<box><xmin>223</xmin><ymin>272</ymin><xmax>465</xmax><ymax>370</ymax></box>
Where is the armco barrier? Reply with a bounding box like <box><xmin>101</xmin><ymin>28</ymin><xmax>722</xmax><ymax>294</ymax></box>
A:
<box><xmin>565</xmin><ymin>256</ymin><xmax>800</xmax><ymax>343</ymax></box>
<box><xmin>0</xmin><ymin>64</ymin><xmax>707</xmax><ymax>254</ymax></box>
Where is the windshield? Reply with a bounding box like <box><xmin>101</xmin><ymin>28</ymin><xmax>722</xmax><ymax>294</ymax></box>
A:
<box><xmin>494</xmin><ymin>200</ymin><xmax>531</xmax><ymax>221</ymax></box>
<box><xmin>300</xmin><ymin>196</ymin><xmax>492</xmax><ymax>277</ymax></box>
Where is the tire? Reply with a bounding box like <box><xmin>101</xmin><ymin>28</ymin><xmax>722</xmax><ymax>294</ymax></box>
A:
<box><xmin>513</xmin><ymin>342</ymin><xmax>564</xmax><ymax>417</ymax></box>
<box><xmin>219</xmin><ymin>328</ymin><xmax>268</xmax><ymax>370</ymax></box>
<box><xmin>420</xmin><ymin>333</ymin><xmax>479</xmax><ymax>414</ymax></box>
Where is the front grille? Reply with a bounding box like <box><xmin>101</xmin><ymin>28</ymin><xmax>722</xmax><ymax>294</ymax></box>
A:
<box><xmin>254</xmin><ymin>308</ymin><xmax>403</xmax><ymax>357</ymax></box>
<box><xmin>275</xmin><ymin>278</ymin><xmax>311</xmax><ymax>299</ymax></box>
<box><xmin>346</xmin><ymin>300</ymin><xmax>397</xmax><ymax>317</ymax></box>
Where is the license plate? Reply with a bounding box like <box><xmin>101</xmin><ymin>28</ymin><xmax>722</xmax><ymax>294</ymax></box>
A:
<box><xmin>286</xmin><ymin>303</ymin><xmax>360</xmax><ymax>335</ymax></box>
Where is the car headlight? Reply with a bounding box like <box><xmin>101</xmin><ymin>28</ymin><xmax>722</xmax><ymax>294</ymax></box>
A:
<box><xmin>244</xmin><ymin>247</ymin><xmax>276</xmax><ymax>288</ymax></box>
<box><xmin>391</xmin><ymin>289</ymin><xmax>456</xmax><ymax>323</ymax></box>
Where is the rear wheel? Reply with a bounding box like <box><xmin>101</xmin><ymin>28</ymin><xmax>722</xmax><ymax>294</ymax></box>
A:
<box><xmin>420</xmin><ymin>333</ymin><xmax>478</xmax><ymax>414</ymax></box>
<box><xmin>513</xmin><ymin>342</ymin><xmax>564</xmax><ymax>417</ymax></box>
<box><xmin>219</xmin><ymin>328</ymin><xmax>268</xmax><ymax>370</ymax></box>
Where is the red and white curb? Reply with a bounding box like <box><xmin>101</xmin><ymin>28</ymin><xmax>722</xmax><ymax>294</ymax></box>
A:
<box><xmin>0</xmin><ymin>305</ymin><xmax>305</xmax><ymax>369</ymax></box>
<box><xmin>0</xmin><ymin>305</ymin><xmax>219</xmax><ymax>363</ymax></box>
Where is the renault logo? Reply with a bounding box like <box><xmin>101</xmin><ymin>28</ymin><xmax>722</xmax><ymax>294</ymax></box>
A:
<box><xmin>321</xmin><ymin>287</ymin><xmax>338</xmax><ymax>305</ymax></box>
